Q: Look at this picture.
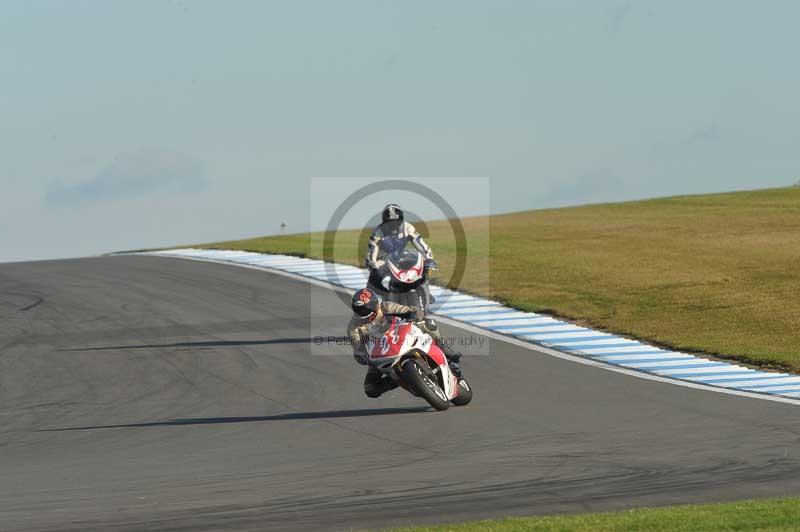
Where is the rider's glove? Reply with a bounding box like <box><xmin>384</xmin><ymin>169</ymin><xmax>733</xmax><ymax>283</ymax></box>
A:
<box><xmin>424</xmin><ymin>259</ymin><xmax>438</xmax><ymax>271</ymax></box>
<box><xmin>353</xmin><ymin>353</ymin><xmax>369</xmax><ymax>365</ymax></box>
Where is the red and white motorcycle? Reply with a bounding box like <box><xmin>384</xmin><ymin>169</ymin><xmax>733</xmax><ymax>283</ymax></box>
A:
<box><xmin>364</xmin><ymin>317</ymin><xmax>473</xmax><ymax>411</ymax></box>
<box><xmin>373</xmin><ymin>248</ymin><xmax>435</xmax><ymax>314</ymax></box>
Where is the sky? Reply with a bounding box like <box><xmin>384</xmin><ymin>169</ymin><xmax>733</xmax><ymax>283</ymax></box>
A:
<box><xmin>2</xmin><ymin>1</ymin><xmax>799</xmax><ymax>263</ymax></box>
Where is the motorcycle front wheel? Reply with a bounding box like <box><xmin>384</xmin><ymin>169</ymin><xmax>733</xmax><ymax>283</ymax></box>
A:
<box><xmin>400</xmin><ymin>358</ymin><xmax>450</xmax><ymax>411</ymax></box>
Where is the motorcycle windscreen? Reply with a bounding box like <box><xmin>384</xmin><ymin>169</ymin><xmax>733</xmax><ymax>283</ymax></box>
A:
<box><xmin>388</xmin><ymin>249</ymin><xmax>424</xmax><ymax>283</ymax></box>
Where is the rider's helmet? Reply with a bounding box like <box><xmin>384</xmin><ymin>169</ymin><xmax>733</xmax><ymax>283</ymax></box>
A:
<box><xmin>381</xmin><ymin>204</ymin><xmax>404</xmax><ymax>234</ymax></box>
<box><xmin>351</xmin><ymin>288</ymin><xmax>381</xmax><ymax>321</ymax></box>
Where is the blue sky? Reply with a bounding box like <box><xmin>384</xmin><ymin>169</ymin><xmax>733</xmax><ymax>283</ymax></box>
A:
<box><xmin>2</xmin><ymin>1</ymin><xmax>799</xmax><ymax>262</ymax></box>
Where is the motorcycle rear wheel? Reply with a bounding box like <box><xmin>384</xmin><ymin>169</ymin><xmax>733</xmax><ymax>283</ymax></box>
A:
<box><xmin>450</xmin><ymin>378</ymin><xmax>473</xmax><ymax>406</ymax></box>
<box><xmin>400</xmin><ymin>358</ymin><xmax>450</xmax><ymax>411</ymax></box>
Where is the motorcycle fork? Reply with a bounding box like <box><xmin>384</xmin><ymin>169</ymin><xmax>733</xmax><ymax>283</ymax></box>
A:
<box><xmin>411</xmin><ymin>352</ymin><xmax>438</xmax><ymax>378</ymax></box>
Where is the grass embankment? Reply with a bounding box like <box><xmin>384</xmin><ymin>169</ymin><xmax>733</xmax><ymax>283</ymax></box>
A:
<box><xmin>204</xmin><ymin>187</ymin><xmax>800</xmax><ymax>372</ymax></box>
<box><xmin>381</xmin><ymin>497</ymin><xmax>800</xmax><ymax>532</ymax></box>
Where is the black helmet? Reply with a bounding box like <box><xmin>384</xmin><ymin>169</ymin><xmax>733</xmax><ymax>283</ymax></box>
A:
<box><xmin>381</xmin><ymin>204</ymin><xmax>403</xmax><ymax>233</ymax></box>
<box><xmin>351</xmin><ymin>288</ymin><xmax>381</xmax><ymax>319</ymax></box>
<box><xmin>381</xmin><ymin>204</ymin><xmax>404</xmax><ymax>225</ymax></box>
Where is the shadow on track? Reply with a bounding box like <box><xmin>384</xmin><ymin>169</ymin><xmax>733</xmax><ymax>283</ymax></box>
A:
<box><xmin>61</xmin><ymin>336</ymin><xmax>350</xmax><ymax>352</ymax></box>
<box><xmin>37</xmin><ymin>407</ymin><xmax>430</xmax><ymax>432</ymax></box>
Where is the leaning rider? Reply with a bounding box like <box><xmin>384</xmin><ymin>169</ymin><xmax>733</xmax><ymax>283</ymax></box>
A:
<box><xmin>365</xmin><ymin>204</ymin><xmax>434</xmax><ymax>294</ymax></box>
<box><xmin>348</xmin><ymin>288</ymin><xmax>462</xmax><ymax>398</ymax></box>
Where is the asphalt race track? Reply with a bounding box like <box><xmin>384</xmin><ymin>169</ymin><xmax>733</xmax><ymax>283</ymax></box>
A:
<box><xmin>3</xmin><ymin>255</ymin><xmax>800</xmax><ymax>531</ymax></box>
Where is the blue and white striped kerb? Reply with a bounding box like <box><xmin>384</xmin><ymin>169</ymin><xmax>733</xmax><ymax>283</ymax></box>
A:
<box><xmin>148</xmin><ymin>248</ymin><xmax>800</xmax><ymax>401</ymax></box>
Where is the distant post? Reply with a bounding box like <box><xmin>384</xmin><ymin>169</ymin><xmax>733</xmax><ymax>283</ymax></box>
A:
<box><xmin>280</xmin><ymin>220</ymin><xmax>287</xmax><ymax>234</ymax></box>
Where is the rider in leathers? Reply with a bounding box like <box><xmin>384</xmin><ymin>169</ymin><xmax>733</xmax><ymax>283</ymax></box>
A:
<box><xmin>365</xmin><ymin>204</ymin><xmax>433</xmax><ymax>294</ymax></box>
<box><xmin>348</xmin><ymin>288</ymin><xmax>462</xmax><ymax>398</ymax></box>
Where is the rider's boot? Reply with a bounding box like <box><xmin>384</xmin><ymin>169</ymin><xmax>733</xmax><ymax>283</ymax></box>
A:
<box><xmin>418</xmin><ymin>317</ymin><xmax>464</xmax><ymax>377</ymax></box>
<box><xmin>448</xmin><ymin>360</ymin><xmax>463</xmax><ymax>379</ymax></box>
<box><xmin>437</xmin><ymin>342</ymin><xmax>463</xmax><ymax>378</ymax></box>
<box><xmin>421</xmin><ymin>318</ymin><xmax>462</xmax><ymax>363</ymax></box>
<box><xmin>438</xmin><ymin>341</ymin><xmax>462</xmax><ymax>363</ymax></box>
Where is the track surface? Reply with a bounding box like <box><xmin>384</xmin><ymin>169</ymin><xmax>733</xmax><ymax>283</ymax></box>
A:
<box><xmin>2</xmin><ymin>256</ymin><xmax>800</xmax><ymax>531</ymax></box>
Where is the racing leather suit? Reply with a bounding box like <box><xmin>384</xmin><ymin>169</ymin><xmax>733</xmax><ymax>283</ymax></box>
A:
<box><xmin>348</xmin><ymin>301</ymin><xmax>462</xmax><ymax>398</ymax></box>
<box><xmin>365</xmin><ymin>221</ymin><xmax>433</xmax><ymax>286</ymax></box>
<box><xmin>365</xmin><ymin>221</ymin><xmax>434</xmax><ymax>303</ymax></box>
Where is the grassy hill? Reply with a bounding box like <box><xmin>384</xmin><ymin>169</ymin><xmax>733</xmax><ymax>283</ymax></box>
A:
<box><xmin>387</xmin><ymin>497</ymin><xmax>800</xmax><ymax>532</ymax></box>
<box><xmin>203</xmin><ymin>187</ymin><xmax>800</xmax><ymax>372</ymax></box>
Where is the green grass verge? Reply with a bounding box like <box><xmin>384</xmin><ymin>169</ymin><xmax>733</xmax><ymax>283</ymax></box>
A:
<box><xmin>201</xmin><ymin>186</ymin><xmax>800</xmax><ymax>372</ymax></box>
<box><xmin>380</xmin><ymin>497</ymin><xmax>800</xmax><ymax>531</ymax></box>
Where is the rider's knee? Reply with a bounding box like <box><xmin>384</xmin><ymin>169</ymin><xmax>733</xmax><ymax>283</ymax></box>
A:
<box><xmin>364</xmin><ymin>385</ymin><xmax>383</xmax><ymax>398</ymax></box>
